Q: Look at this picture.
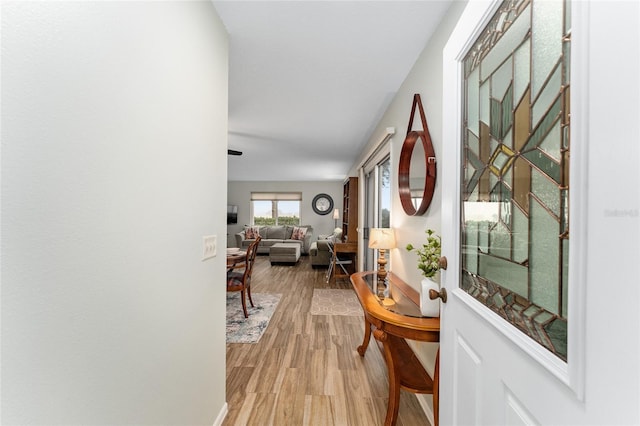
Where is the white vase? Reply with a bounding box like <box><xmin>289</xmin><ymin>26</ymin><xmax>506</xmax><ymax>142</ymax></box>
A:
<box><xmin>420</xmin><ymin>277</ymin><xmax>440</xmax><ymax>317</ymax></box>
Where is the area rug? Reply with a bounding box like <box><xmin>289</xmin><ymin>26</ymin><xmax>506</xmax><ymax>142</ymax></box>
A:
<box><xmin>226</xmin><ymin>292</ymin><xmax>281</xmax><ymax>343</ymax></box>
<box><xmin>310</xmin><ymin>289</ymin><xmax>362</xmax><ymax>316</ymax></box>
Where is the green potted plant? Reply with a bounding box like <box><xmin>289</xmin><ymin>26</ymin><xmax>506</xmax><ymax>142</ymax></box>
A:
<box><xmin>406</xmin><ymin>228</ymin><xmax>442</xmax><ymax>279</ymax></box>
<box><xmin>406</xmin><ymin>229</ymin><xmax>443</xmax><ymax>317</ymax></box>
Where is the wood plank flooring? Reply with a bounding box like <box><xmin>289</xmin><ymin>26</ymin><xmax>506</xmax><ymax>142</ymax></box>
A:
<box><xmin>223</xmin><ymin>255</ymin><xmax>431</xmax><ymax>426</ymax></box>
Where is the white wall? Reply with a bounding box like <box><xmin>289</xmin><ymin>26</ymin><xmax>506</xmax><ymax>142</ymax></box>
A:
<box><xmin>227</xmin><ymin>180</ymin><xmax>343</xmax><ymax>246</ymax></box>
<box><xmin>349</xmin><ymin>1</ymin><xmax>467</xmax><ymax>290</ymax></box>
<box><xmin>1</xmin><ymin>2</ymin><xmax>229</xmax><ymax>424</ymax></box>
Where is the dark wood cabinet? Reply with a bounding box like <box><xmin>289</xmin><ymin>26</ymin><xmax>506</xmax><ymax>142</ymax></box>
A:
<box><xmin>342</xmin><ymin>177</ymin><xmax>358</xmax><ymax>243</ymax></box>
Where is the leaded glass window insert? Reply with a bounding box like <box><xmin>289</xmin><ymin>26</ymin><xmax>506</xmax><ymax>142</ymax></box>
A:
<box><xmin>461</xmin><ymin>0</ymin><xmax>570</xmax><ymax>361</ymax></box>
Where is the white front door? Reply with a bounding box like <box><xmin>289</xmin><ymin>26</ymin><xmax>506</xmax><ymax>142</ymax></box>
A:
<box><xmin>439</xmin><ymin>1</ymin><xmax>640</xmax><ymax>425</ymax></box>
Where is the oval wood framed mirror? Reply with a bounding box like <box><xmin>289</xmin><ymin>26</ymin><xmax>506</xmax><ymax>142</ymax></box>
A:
<box><xmin>398</xmin><ymin>130</ymin><xmax>436</xmax><ymax>216</ymax></box>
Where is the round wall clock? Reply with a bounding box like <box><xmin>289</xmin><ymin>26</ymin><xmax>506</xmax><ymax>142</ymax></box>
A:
<box><xmin>312</xmin><ymin>193</ymin><xmax>334</xmax><ymax>215</ymax></box>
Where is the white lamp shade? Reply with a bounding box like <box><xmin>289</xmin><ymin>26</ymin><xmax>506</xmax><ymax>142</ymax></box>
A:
<box><xmin>332</xmin><ymin>208</ymin><xmax>340</xmax><ymax>219</ymax></box>
<box><xmin>368</xmin><ymin>228</ymin><xmax>396</xmax><ymax>249</ymax></box>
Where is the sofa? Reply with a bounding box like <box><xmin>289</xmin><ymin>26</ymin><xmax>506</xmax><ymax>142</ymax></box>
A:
<box><xmin>309</xmin><ymin>229</ymin><xmax>343</xmax><ymax>267</ymax></box>
<box><xmin>235</xmin><ymin>225</ymin><xmax>314</xmax><ymax>255</ymax></box>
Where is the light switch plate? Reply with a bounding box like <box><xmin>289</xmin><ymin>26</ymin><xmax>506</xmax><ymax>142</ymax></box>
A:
<box><xmin>202</xmin><ymin>235</ymin><xmax>217</xmax><ymax>260</ymax></box>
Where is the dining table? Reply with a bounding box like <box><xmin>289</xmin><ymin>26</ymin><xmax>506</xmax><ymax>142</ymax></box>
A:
<box><xmin>226</xmin><ymin>250</ymin><xmax>247</xmax><ymax>272</ymax></box>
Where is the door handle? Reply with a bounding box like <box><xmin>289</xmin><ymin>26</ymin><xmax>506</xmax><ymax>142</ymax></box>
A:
<box><xmin>428</xmin><ymin>256</ymin><xmax>448</xmax><ymax>303</ymax></box>
<box><xmin>438</xmin><ymin>256</ymin><xmax>448</xmax><ymax>270</ymax></box>
<box><xmin>429</xmin><ymin>288</ymin><xmax>447</xmax><ymax>303</ymax></box>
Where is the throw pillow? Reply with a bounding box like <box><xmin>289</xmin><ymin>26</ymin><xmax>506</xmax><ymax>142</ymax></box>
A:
<box><xmin>245</xmin><ymin>226</ymin><xmax>260</xmax><ymax>239</ymax></box>
<box><xmin>291</xmin><ymin>226</ymin><xmax>308</xmax><ymax>241</ymax></box>
<box><xmin>284</xmin><ymin>225</ymin><xmax>294</xmax><ymax>240</ymax></box>
<box><xmin>258</xmin><ymin>226</ymin><xmax>268</xmax><ymax>238</ymax></box>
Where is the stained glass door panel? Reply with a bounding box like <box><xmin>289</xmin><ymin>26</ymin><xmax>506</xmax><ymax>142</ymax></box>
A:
<box><xmin>461</xmin><ymin>0</ymin><xmax>570</xmax><ymax>361</ymax></box>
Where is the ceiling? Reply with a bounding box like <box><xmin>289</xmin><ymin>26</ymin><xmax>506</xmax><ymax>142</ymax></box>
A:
<box><xmin>214</xmin><ymin>1</ymin><xmax>453</xmax><ymax>182</ymax></box>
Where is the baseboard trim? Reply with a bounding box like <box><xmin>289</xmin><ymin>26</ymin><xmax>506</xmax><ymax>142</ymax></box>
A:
<box><xmin>212</xmin><ymin>402</ymin><xmax>228</xmax><ymax>426</ymax></box>
<box><xmin>416</xmin><ymin>393</ymin><xmax>435</xmax><ymax>426</ymax></box>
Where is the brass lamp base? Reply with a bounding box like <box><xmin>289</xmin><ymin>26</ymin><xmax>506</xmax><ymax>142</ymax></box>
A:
<box><xmin>376</xmin><ymin>248</ymin><xmax>388</xmax><ymax>298</ymax></box>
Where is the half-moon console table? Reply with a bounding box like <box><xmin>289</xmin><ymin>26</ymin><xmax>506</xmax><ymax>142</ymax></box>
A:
<box><xmin>351</xmin><ymin>271</ymin><xmax>440</xmax><ymax>426</ymax></box>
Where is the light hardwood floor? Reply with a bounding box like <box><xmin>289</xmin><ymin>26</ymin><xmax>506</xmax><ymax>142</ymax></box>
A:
<box><xmin>223</xmin><ymin>255</ymin><xmax>431</xmax><ymax>426</ymax></box>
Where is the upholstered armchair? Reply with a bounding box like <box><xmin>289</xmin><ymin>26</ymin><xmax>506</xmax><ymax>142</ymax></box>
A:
<box><xmin>309</xmin><ymin>228</ymin><xmax>343</xmax><ymax>267</ymax></box>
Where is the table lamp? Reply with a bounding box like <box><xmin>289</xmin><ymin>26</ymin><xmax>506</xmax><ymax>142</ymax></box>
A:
<box><xmin>368</xmin><ymin>228</ymin><xmax>396</xmax><ymax>291</ymax></box>
<box><xmin>333</xmin><ymin>208</ymin><xmax>340</xmax><ymax>229</ymax></box>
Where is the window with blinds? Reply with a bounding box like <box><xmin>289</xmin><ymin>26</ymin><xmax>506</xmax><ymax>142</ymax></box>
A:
<box><xmin>251</xmin><ymin>192</ymin><xmax>302</xmax><ymax>226</ymax></box>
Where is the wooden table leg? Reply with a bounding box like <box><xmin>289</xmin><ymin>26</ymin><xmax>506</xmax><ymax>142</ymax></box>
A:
<box><xmin>373</xmin><ymin>329</ymin><xmax>400</xmax><ymax>426</ymax></box>
<box><xmin>375</xmin><ymin>329</ymin><xmax>435</xmax><ymax>426</ymax></box>
<box><xmin>357</xmin><ymin>316</ymin><xmax>373</xmax><ymax>356</ymax></box>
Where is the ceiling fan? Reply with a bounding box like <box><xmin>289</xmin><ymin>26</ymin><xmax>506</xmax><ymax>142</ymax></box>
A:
<box><xmin>227</xmin><ymin>149</ymin><xmax>242</xmax><ymax>156</ymax></box>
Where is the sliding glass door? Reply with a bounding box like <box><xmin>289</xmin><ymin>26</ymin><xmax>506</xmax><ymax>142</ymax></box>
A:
<box><xmin>363</xmin><ymin>156</ymin><xmax>391</xmax><ymax>271</ymax></box>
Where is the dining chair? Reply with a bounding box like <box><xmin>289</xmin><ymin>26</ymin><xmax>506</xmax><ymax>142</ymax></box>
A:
<box><xmin>227</xmin><ymin>236</ymin><xmax>261</xmax><ymax>318</ymax></box>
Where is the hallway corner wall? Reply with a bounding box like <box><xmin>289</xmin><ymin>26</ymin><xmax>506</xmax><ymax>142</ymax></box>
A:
<box><xmin>1</xmin><ymin>2</ymin><xmax>229</xmax><ymax>423</ymax></box>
